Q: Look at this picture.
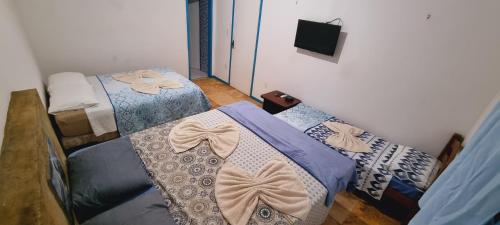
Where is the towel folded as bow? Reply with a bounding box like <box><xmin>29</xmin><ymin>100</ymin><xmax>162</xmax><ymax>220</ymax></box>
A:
<box><xmin>112</xmin><ymin>70</ymin><xmax>164</xmax><ymax>83</ymax></box>
<box><xmin>215</xmin><ymin>159</ymin><xmax>311</xmax><ymax>225</ymax></box>
<box><xmin>112</xmin><ymin>70</ymin><xmax>184</xmax><ymax>95</ymax></box>
<box><xmin>323</xmin><ymin>121</ymin><xmax>371</xmax><ymax>153</ymax></box>
<box><xmin>168</xmin><ymin>119</ymin><xmax>240</xmax><ymax>159</ymax></box>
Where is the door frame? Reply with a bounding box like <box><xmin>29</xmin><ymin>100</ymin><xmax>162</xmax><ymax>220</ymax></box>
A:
<box><xmin>228</xmin><ymin>0</ymin><xmax>264</xmax><ymax>102</ymax></box>
<box><xmin>185</xmin><ymin>0</ymin><xmax>213</xmax><ymax>80</ymax></box>
<box><xmin>227</xmin><ymin>0</ymin><xmax>236</xmax><ymax>85</ymax></box>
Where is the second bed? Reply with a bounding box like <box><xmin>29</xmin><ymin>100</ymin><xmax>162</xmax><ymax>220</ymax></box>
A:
<box><xmin>275</xmin><ymin>103</ymin><xmax>442</xmax><ymax>201</ymax></box>
<box><xmin>52</xmin><ymin>68</ymin><xmax>211</xmax><ymax>149</ymax></box>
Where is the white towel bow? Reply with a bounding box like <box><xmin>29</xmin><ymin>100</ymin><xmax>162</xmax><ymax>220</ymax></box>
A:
<box><xmin>323</xmin><ymin>121</ymin><xmax>372</xmax><ymax>153</ymax></box>
<box><xmin>112</xmin><ymin>70</ymin><xmax>184</xmax><ymax>95</ymax></box>
<box><xmin>215</xmin><ymin>159</ymin><xmax>311</xmax><ymax>225</ymax></box>
<box><xmin>168</xmin><ymin>119</ymin><xmax>240</xmax><ymax>159</ymax></box>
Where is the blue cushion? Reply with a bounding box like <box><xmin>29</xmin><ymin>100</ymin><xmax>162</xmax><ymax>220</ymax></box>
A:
<box><xmin>68</xmin><ymin>136</ymin><xmax>153</xmax><ymax>223</ymax></box>
<box><xmin>388</xmin><ymin>178</ymin><xmax>424</xmax><ymax>200</ymax></box>
<box><xmin>82</xmin><ymin>188</ymin><xmax>175</xmax><ymax>225</ymax></box>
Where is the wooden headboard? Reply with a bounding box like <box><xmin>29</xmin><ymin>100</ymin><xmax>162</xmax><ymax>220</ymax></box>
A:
<box><xmin>0</xmin><ymin>89</ymin><xmax>71</xmax><ymax>225</ymax></box>
<box><xmin>379</xmin><ymin>133</ymin><xmax>465</xmax><ymax>224</ymax></box>
<box><xmin>436</xmin><ymin>133</ymin><xmax>464</xmax><ymax>177</ymax></box>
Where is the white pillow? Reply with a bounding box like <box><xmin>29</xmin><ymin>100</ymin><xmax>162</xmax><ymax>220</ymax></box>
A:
<box><xmin>48</xmin><ymin>72</ymin><xmax>88</xmax><ymax>92</ymax></box>
<box><xmin>48</xmin><ymin>83</ymin><xmax>99</xmax><ymax>114</ymax></box>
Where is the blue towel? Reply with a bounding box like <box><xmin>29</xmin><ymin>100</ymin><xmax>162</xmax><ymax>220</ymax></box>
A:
<box><xmin>219</xmin><ymin>101</ymin><xmax>356</xmax><ymax>206</ymax></box>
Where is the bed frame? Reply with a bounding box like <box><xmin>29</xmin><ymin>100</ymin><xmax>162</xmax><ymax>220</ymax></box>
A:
<box><xmin>44</xmin><ymin>90</ymin><xmax>118</xmax><ymax>151</ymax></box>
<box><xmin>0</xmin><ymin>89</ymin><xmax>72</xmax><ymax>225</ymax></box>
<box><xmin>354</xmin><ymin>133</ymin><xmax>464</xmax><ymax>224</ymax></box>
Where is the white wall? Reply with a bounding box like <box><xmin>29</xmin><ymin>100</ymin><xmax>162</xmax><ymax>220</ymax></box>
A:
<box><xmin>13</xmin><ymin>0</ymin><xmax>189</xmax><ymax>79</ymax></box>
<box><xmin>212</xmin><ymin>0</ymin><xmax>233</xmax><ymax>82</ymax></box>
<box><xmin>0</xmin><ymin>0</ymin><xmax>45</xmax><ymax>148</ymax></box>
<box><xmin>466</xmin><ymin>90</ymin><xmax>500</xmax><ymax>143</ymax></box>
<box><xmin>189</xmin><ymin>1</ymin><xmax>201</xmax><ymax>70</ymax></box>
<box><xmin>253</xmin><ymin>0</ymin><xmax>500</xmax><ymax>155</ymax></box>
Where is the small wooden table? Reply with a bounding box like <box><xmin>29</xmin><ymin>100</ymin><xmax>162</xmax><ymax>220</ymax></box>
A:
<box><xmin>260</xmin><ymin>91</ymin><xmax>301</xmax><ymax>114</ymax></box>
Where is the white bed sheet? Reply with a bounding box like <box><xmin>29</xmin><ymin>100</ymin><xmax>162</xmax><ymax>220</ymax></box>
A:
<box><xmin>84</xmin><ymin>76</ymin><xmax>117</xmax><ymax>136</ymax></box>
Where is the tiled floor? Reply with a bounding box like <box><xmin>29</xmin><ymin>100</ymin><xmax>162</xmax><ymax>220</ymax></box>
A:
<box><xmin>194</xmin><ymin>77</ymin><xmax>401</xmax><ymax>225</ymax></box>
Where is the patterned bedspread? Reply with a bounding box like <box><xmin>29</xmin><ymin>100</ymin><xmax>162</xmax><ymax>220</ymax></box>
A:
<box><xmin>274</xmin><ymin>103</ymin><xmax>332</xmax><ymax>132</ymax></box>
<box><xmin>130</xmin><ymin>110</ymin><xmax>330</xmax><ymax>225</ymax></box>
<box><xmin>97</xmin><ymin>68</ymin><xmax>211</xmax><ymax>135</ymax></box>
<box><xmin>277</xmin><ymin>104</ymin><xmax>441</xmax><ymax>200</ymax></box>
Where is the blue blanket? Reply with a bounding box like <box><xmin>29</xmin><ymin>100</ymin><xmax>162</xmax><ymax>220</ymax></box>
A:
<box><xmin>97</xmin><ymin>68</ymin><xmax>211</xmax><ymax>135</ymax></box>
<box><xmin>219</xmin><ymin>101</ymin><xmax>356</xmax><ymax>206</ymax></box>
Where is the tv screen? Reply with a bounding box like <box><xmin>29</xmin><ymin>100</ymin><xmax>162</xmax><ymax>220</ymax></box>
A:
<box><xmin>294</xmin><ymin>19</ymin><xmax>341</xmax><ymax>56</ymax></box>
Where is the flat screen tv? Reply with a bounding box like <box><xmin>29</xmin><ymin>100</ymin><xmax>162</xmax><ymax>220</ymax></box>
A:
<box><xmin>294</xmin><ymin>19</ymin><xmax>341</xmax><ymax>56</ymax></box>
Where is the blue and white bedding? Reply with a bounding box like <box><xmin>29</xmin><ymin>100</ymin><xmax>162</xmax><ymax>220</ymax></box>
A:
<box><xmin>219</xmin><ymin>102</ymin><xmax>356</xmax><ymax>206</ymax></box>
<box><xmin>130</xmin><ymin>106</ymin><xmax>338</xmax><ymax>225</ymax></box>
<box><xmin>97</xmin><ymin>68</ymin><xmax>211</xmax><ymax>135</ymax></box>
<box><xmin>274</xmin><ymin>103</ymin><xmax>332</xmax><ymax>132</ymax></box>
<box><xmin>275</xmin><ymin>103</ymin><xmax>441</xmax><ymax>200</ymax></box>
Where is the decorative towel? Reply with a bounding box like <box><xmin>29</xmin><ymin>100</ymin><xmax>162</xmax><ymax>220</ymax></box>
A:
<box><xmin>130</xmin><ymin>82</ymin><xmax>161</xmax><ymax>95</ymax></box>
<box><xmin>168</xmin><ymin>119</ymin><xmax>240</xmax><ymax>159</ymax></box>
<box><xmin>134</xmin><ymin>69</ymin><xmax>164</xmax><ymax>79</ymax></box>
<box><xmin>112</xmin><ymin>73</ymin><xmax>142</xmax><ymax>84</ymax></box>
<box><xmin>113</xmin><ymin>70</ymin><xmax>184</xmax><ymax>95</ymax></box>
<box><xmin>112</xmin><ymin>70</ymin><xmax>164</xmax><ymax>84</ymax></box>
<box><xmin>322</xmin><ymin>121</ymin><xmax>371</xmax><ymax>153</ymax></box>
<box><xmin>156</xmin><ymin>78</ymin><xmax>184</xmax><ymax>89</ymax></box>
<box><xmin>215</xmin><ymin>159</ymin><xmax>311</xmax><ymax>225</ymax></box>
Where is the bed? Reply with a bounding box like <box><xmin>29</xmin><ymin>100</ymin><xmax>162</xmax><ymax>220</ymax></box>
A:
<box><xmin>275</xmin><ymin>103</ymin><xmax>440</xmax><ymax>200</ymax></box>
<box><xmin>129</xmin><ymin>101</ymin><xmax>357</xmax><ymax>225</ymax></box>
<box><xmin>51</xmin><ymin>68</ymin><xmax>211</xmax><ymax>149</ymax></box>
<box><xmin>275</xmin><ymin>103</ymin><xmax>464</xmax><ymax>223</ymax></box>
<box><xmin>0</xmin><ymin>89</ymin><xmax>176</xmax><ymax>225</ymax></box>
<box><xmin>3</xmin><ymin>89</ymin><xmax>466</xmax><ymax>225</ymax></box>
<box><xmin>4</xmin><ymin>89</ymin><xmax>358</xmax><ymax>225</ymax></box>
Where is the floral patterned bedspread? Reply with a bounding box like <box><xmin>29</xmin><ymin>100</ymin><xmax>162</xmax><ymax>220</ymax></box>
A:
<box><xmin>130</xmin><ymin>110</ymin><xmax>330</xmax><ymax>225</ymax></box>
<box><xmin>97</xmin><ymin>68</ymin><xmax>211</xmax><ymax>136</ymax></box>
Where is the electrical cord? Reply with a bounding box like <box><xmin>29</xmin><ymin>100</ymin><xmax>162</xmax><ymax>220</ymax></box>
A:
<box><xmin>326</xmin><ymin>18</ymin><xmax>343</xmax><ymax>26</ymax></box>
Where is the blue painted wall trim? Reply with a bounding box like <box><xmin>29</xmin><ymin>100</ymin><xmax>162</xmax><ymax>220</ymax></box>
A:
<box><xmin>213</xmin><ymin>74</ymin><xmax>262</xmax><ymax>103</ymax></box>
<box><xmin>185</xmin><ymin>0</ymin><xmax>192</xmax><ymax>80</ymax></box>
<box><xmin>208</xmin><ymin>0</ymin><xmax>213</xmax><ymax>77</ymax></box>
<box><xmin>227</xmin><ymin>0</ymin><xmax>236</xmax><ymax>85</ymax></box>
<box><xmin>187</xmin><ymin>0</ymin><xmax>212</xmax><ymax>79</ymax></box>
<box><xmin>249</xmin><ymin>0</ymin><xmax>264</xmax><ymax>99</ymax></box>
<box><xmin>212</xmin><ymin>75</ymin><xmax>230</xmax><ymax>85</ymax></box>
<box><xmin>251</xmin><ymin>95</ymin><xmax>263</xmax><ymax>103</ymax></box>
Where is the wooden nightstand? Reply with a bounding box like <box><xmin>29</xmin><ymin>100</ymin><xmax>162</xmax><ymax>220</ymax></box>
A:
<box><xmin>260</xmin><ymin>91</ymin><xmax>301</xmax><ymax>114</ymax></box>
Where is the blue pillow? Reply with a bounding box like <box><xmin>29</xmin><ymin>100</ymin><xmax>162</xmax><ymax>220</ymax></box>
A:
<box><xmin>82</xmin><ymin>188</ymin><xmax>176</xmax><ymax>225</ymax></box>
<box><xmin>68</xmin><ymin>136</ymin><xmax>153</xmax><ymax>223</ymax></box>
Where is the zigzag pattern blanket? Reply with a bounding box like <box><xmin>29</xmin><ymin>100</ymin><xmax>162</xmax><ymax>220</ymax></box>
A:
<box><xmin>305</xmin><ymin>116</ymin><xmax>441</xmax><ymax>200</ymax></box>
